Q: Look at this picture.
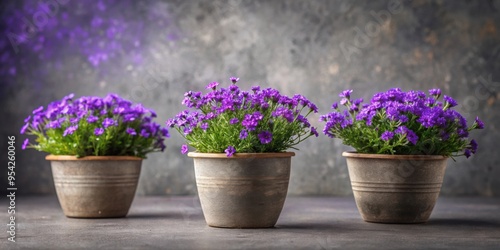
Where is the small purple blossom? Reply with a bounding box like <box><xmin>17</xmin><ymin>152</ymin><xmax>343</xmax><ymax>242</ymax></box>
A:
<box><xmin>22</xmin><ymin>139</ymin><xmax>29</xmax><ymax>150</ymax></box>
<box><xmin>464</xmin><ymin>149</ymin><xmax>471</xmax><ymax>158</ymax></box>
<box><xmin>181</xmin><ymin>144</ymin><xmax>189</xmax><ymax>154</ymax></box>
<box><xmin>20</xmin><ymin>123</ymin><xmax>29</xmax><ymax>134</ymax></box>
<box><xmin>87</xmin><ymin>115</ymin><xmax>98</xmax><ymax>123</ymax></box>
<box><xmin>381</xmin><ymin>131</ymin><xmax>394</xmax><ymax>141</ymax></box>
<box><xmin>311</xmin><ymin>127</ymin><xmax>319</xmax><ymax>137</ymax></box>
<box><xmin>444</xmin><ymin>95</ymin><xmax>458</xmax><ymax>108</ymax></box>
<box><xmin>225</xmin><ymin>146</ymin><xmax>236</xmax><ymax>157</ymax></box>
<box><xmin>206</xmin><ymin>81</ymin><xmax>219</xmax><ymax>90</ymax></box>
<box><xmin>470</xmin><ymin>139</ymin><xmax>478</xmax><ymax>153</ymax></box>
<box><xmin>102</xmin><ymin>118</ymin><xmax>117</xmax><ymax>128</ymax></box>
<box><xmin>140</xmin><ymin>129</ymin><xmax>150</xmax><ymax>138</ymax></box>
<box><xmin>230</xmin><ymin>77</ymin><xmax>239</xmax><ymax>83</ymax></box>
<box><xmin>32</xmin><ymin>106</ymin><xmax>44</xmax><ymax>114</ymax></box>
<box><xmin>331</xmin><ymin>103</ymin><xmax>338</xmax><ymax>109</ymax></box>
<box><xmin>258</xmin><ymin>131</ymin><xmax>273</xmax><ymax>144</ymax></box>
<box><xmin>200</xmin><ymin>123</ymin><xmax>209</xmax><ymax>131</ymax></box>
<box><xmin>94</xmin><ymin>127</ymin><xmax>105</xmax><ymax>136</ymax></box>
<box><xmin>474</xmin><ymin>117</ymin><xmax>484</xmax><ymax>129</ymax></box>
<box><xmin>126</xmin><ymin>128</ymin><xmax>137</xmax><ymax>136</ymax></box>
<box><xmin>63</xmin><ymin>125</ymin><xmax>78</xmax><ymax>136</ymax></box>
<box><xmin>429</xmin><ymin>89</ymin><xmax>441</xmax><ymax>96</ymax></box>
<box><xmin>339</xmin><ymin>90</ymin><xmax>352</xmax><ymax>98</ymax></box>
<box><xmin>230</xmin><ymin>118</ymin><xmax>239</xmax><ymax>124</ymax></box>
<box><xmin>239</xmin><ymin>129</ymin><xmax>248</xmax><ymax>139</ymax></box>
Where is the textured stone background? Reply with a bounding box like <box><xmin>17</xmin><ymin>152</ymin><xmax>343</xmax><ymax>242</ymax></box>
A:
<box><xmin>1</xmin><ymin>0</ymin><xmax>499</xmax><ymax>196</ymax></box>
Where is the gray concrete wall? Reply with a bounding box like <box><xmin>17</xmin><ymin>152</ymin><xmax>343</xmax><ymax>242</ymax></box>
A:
<box><xmin>1</xmin><ymin>0</ymin><xmax>499</xmax><ymax>196</ymax></box>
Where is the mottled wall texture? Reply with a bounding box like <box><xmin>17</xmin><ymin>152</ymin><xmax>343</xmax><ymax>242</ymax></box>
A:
<box><xmin>1</xmin><ymin>0</ymin><xmax>499</xmax><ymax>196</ymax></box>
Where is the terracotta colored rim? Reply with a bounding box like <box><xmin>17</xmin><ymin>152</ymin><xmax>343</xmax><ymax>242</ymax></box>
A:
<box><xmin>45</xmin><ymin>155</ymin><xmax>143</xmax><ymax>161</ymax></box>
<box><xmin>342</xmin><ymin>151</ymin><xmax>448</xmax><ymax>160</ymax></box>
<box><xmin>187</xmin><ymin>152</ymin><xmax>295</xmax><ymax>159</ymax></box>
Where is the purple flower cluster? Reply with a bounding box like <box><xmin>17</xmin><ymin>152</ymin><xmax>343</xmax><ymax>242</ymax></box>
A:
<box><xmin>20</xmin><ymin>93</ymin><xmax>168</xmax><ymax>157</ymax></box>
<box><xmin>168</xmin><ymin>77</ymin><xmax>319</xmax><ymax>157</ymax></box>
<box><xmin>321</xmin><ymin>88</ymin><xmax>484</xmax><ymax>157</ymax></box>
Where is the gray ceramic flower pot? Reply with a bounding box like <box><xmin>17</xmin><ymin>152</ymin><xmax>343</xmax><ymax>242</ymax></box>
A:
<box><xmin>46</xmin><ymin>155</ymin><xmax>142</xmax><ymax>218</ymax></box>
<box><xmin>188</xmin><ymin>152</ymin><xmax>294</xmax><ymax>228</ymax></box>
<box><xmin>343</xmin><ymin>152</ymin><xmax>448</xmax><ymax>223</ymax></box>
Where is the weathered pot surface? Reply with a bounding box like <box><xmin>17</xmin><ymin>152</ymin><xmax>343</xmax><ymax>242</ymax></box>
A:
<box><xmin>342</xmin><ymin>152</ymin><xmax>448</xmax><ymax>224</ymax></box>
<box><xmin>46</xmin><ymin>155</ymin><xmax>142</xmax><ymax>218</ymax></box>
<box><xmin>188</xmin><ymin>152</ymin><xmax>294</xmax><ymax>228</ymax></box>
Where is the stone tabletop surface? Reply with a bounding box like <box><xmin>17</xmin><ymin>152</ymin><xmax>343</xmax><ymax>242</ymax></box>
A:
<box><xmin>1</xmin><ymin>196</ymin><xmax>500</xmax><ymax>249</ymax></box>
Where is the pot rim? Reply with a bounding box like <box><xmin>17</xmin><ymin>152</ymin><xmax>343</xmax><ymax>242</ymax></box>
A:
<box><xmin>45</xmin><ymin>155</ymin><xmax>143</xmax><ymax>161</ymax></box>
<box><xmin>187</xmin><ymin>152</ymin><xmax>295</xmax><ymax>159</ymax></box>
<box><xmin>342</xmin><ymin>151</ymin><xmax>448</xmax><ymax>160</ymax></box>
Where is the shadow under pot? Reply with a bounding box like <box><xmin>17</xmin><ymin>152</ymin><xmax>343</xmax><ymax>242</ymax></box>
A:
<box><xmin>46</xmin><ymin>155</ymin><xmax>142</xmax><ymax>218</ymax></box>
<box><xmin>188</xmin><ymin>152</ymin><xmax>294</xmax><ymax>228</ymax></box>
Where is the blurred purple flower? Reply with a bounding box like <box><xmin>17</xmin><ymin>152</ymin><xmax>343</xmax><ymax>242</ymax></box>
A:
<box><xmin>444</xmin><ymin>95</ymin><xmax>458</xmax><ymax>108</ymax></box>
<box><xmin>474</xmin><ymin>117</ymin><xmax>484</xmax><ymax>129</ymax></box>
<box><xmin>181</xmin><ymin>144</ymin><xmax>189</xmax><ymax>154</ymax></box>
<box><xmin>126</xmin><ymin>127</ymin><xmax>137</xmax><ymax>136</ymax></box>
<box><xmin>206</xmin><ymin>81</ymin><xmax>219</xmax><ymax>90</ymax></box>
<box><xmin>258</xmin><ymin>131</ymin><xmax>273</xmax><ymax>144</ymax></box>
<box><xmin>22</xmin><ymin>139</ymin><xmax>29</xmax><ymax>150</ymax></box>
<box><xmin>230</xmin><ymin>77</ymin><xmax>239</xmax><ymax>83</ymax></box>
<box><xmin>94</xmin><ymin>127</ymin><xmax>105</xmax><ymax>136</ymax></box>
<box><xmin>225</xmin><ymin>146</ymin><xmax>236</xmax><ymax>157</ymax></box>
<box><xmin>381</xmin><ymin>131</ymin><xmax>394</xmax><ymax>141</ymax></box>
<box><xmin>63</xmin><ymin>125</ymin><xmax>78</xmax><ymax>136</ymax></box>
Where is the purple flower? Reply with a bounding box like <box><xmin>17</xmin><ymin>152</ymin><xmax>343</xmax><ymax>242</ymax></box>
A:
<box><xmin>331</xmin><ymin>103</ymin><xmax>338</xmax><ymax>109</ymax></box>
<box><xmin>470</xmin><ymin>139</ymin><xmax>478</xmax><ymax>153</ymax></box>
<box><xmin>239</xmin><ymin>129</ymin><xmax>248</xmax><ymax>139</ymax></box>
<box><xmin>406</xmin><ymin>129</ymin><xmax>419</xmax><ymax>145</ymax></box>
<box><xmin>87</xmin><ymin>115</ymin><xmax>98</xmax><ymax>123</ymax></box>
<box><xmin>311</xmin><ymin>127</ymin><xmax>319</xmax><ymax>137</ymax></box>
<box><xmin>474</xmin><ymin>117</ymin><xmax>484</xmax><ymax>129</ymax></box>
<box><xmin>258</xmin><ymin>131</ymin><xmax>273</xmax><ymax>144</ymax></box>
<box><xmin>22</xmin><ymin>139</ymin><xmax>29</xmax><ymax>150</ymax></box>
<box><xmin>444</xmin><ymin>95</ymin><xmax>458</xmax><ymax>108</ymax></box>
<box><xmin>140</xmin><ymin>129</ymin><xmax>150</xmax><ymax>138</ymax></box>
<box><xmin>225</xmin><ymin>146</ymin><xmax>236</xmax><ymax>157</ymax></box>
<box><xmin>200</xmin><ymin>123</ymin><xmax>209</xmax><ymax>131</ymax></box>
<box><xmin>20</xmin><ymin>123</ymin><xmax>29</xmax><ymax>134</ymax></box>
<box><xmin>340</xmin><ymin>98</ymin><xmax>348</xmax><ymax>106</ymax></box>
<box><xmin>63</xmin><ymin>125</ymin><xmax>78</xmax><ymax>136</ymax></box>
<box><xmin>339</xmin><ymin>90</ymin><xmax>352</xmax><ymax>98</ymax></box>
<box><xmin>206</xmin><ymin>81</ymin><xmax>219</xmax><ymax>90</ymax></box>
<box><xmin>381</xmin><ymin>131</ymin><xmax>394</xmax><ymax>141</ymax></box>
<box><xmin>429</xmin><ymin>89</ymin><xmax>441</xmax><ymax>96</ymax></box>
<box><xmin>102</xmin><ymin>118</ymin><xmax>117</xmax><ymax>128</ymax></box>
<box><xmin>395</xmin><ymin>126</ymin><xmax>418</xmax><ymax>145</ymax></box>
<box><xmin>242</xmin><ymin>111</ymin><xmax>263</xmax><ymax>131</ymax></box>
<box><xmin>94</xmin><ymin>127</ymin><xmax>104</xmax><ymax>136</ymax></box>
<box><xmin>181</xmin><ymin>144</ymin><xmax>189</xmax><ymax>154</ymax></box>
<box><xmin>464</xmin><ymin>149</ymin><xmax>471</xmax><ymax>158</ymax></box>
<box><xmin>230</xmin><ymin>118</ymin><xmax>239</xmax><ymax>124</ymax></box>
<box><xmin>32</xmin><ymin>106</ymin><xmax>44</xmax><ymax>114</ymax></box>
<box><xmin>230</xmin><ymin>77</ymin><xmax>239</xmax><ymax>83</ymax></box>
<box><xmin>126</xmin><ymin>128</ymin><xmax>137</xmax><ymax>136</ymax></box>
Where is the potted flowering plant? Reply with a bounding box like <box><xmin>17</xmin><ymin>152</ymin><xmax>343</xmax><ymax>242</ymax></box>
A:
<box><xmin>21</xmin><ymin>93</ymin><xmax>169</xmax><ymax>218</ymax></box>
<box><xmin>321</xmin><ymin>88</ymin><xmax>484</xmax><ymax>223</ymax></box>
<box><xmin>168</xmin><ymin>77</ymin><xmax>318</xmax><ymax>228</ymax></box>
